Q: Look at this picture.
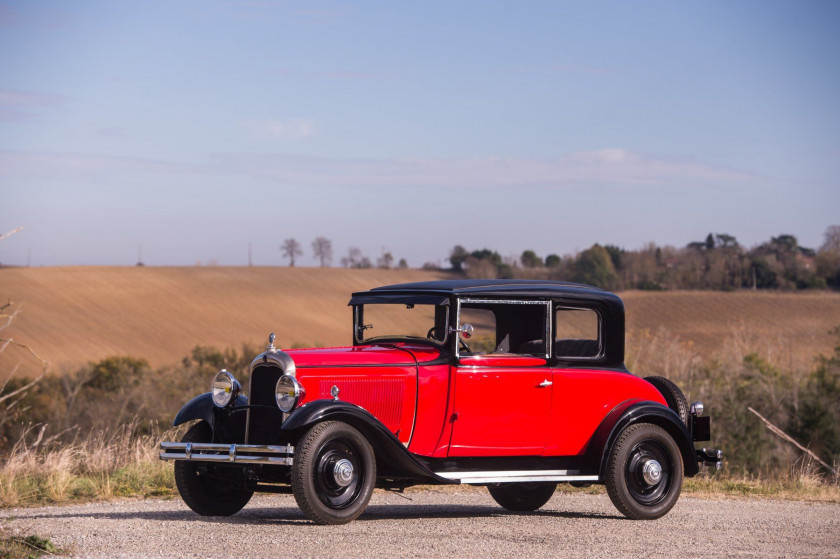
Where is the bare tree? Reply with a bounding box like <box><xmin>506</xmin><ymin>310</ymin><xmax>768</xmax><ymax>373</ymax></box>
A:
<box><xmin>377</xmin><ymin>251</ymin><xmax>394</xmax><ymax>269</ymax></box>
<box><xmin>281</xmin><ymin>238</ymin><xmax>303</xmax><ymax>267</ymax></box>
<box><xmin>341</xmin><ymin>247</ymin><xmax>363</xmax><ymax>268</ymax></box>
<box><xmin>311</xmin><ymin>237</ymin><xmax>333</xmax><ymax>267</ymax></box>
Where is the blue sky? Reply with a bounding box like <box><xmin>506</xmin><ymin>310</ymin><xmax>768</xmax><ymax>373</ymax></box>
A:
<box><xmin>1</xmin><ymin>0</ymin><xmax>838</xmax><ymax>267</ymax></box>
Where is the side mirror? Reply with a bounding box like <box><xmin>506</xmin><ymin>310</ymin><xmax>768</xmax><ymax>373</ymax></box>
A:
<box><xmin>449</xmin><ymin>323</ymin><xmax>474</xmax><ymax>339</ymax></box>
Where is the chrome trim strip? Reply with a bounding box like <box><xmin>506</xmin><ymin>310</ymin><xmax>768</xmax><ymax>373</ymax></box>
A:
<box><xmin>434</xmin><ymin>469</ymin><xmax>599</xmax><ymax>484</ymax></box>
<box><xmin>456</xmin><ymin>298</ymin><xmax>552</xmax><ymax>360</ymax></box>
<box><xmin>456</xmin><ymin>475</ymin><xmax>599</xmax><ymax>484</ymax></box>
<box><xmin>159</xmin><ymin>442</ymin><xmax>294</xmax><ymax>466</ymax></box>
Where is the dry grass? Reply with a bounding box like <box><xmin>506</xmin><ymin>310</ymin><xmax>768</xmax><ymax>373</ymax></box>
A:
<box><xmin>0</xmin><ymin>422</ymin><xmax>179</xmax><ymax>508</ymax></box>
<box><xmin>683</xmin><ymin>461</ymin><xmax>840</xmax><ymax>503</ymax></box>
<box><xmin>622</xmin><ymin>290</ymin><xmax>840</xmax><ymax>369</ymax></box>
<box><xmin>0</xmin><ymin>441</ymin><xmax>836</xmax><ymax>509</ymax></box>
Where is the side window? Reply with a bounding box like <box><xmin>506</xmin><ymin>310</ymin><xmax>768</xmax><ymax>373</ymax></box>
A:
<box><xmin>555</xmin><ymin>307</ymin><xmax>600</xmax><ymax>358</ymax></box>
<box><xmin>459</xmin><ymin>308</ymin><xmax>496</xmax><ymax>353</ymax></box>
<box><xmin>459</xmin><ymin>301</ymin><xmax>548</xmax><ymax>356</ymax></box>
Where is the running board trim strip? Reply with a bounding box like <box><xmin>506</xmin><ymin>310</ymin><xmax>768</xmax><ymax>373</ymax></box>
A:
<box><xmin>434</xmin><ymin>470</ymin><xmax>600</xmax><ymax>484</ymax></box>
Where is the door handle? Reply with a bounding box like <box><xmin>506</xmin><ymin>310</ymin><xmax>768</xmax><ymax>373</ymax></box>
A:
<box><xmin>538</xmin><ymin>379</ymin><xmax>553</xmax><ymax>388</ymax></box>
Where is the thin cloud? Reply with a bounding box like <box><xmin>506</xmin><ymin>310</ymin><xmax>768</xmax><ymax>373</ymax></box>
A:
<box><xmin>270</xmin><ymin>68</ymin><xmax>389</xmax><ymax>80</ymax></box>
<box><xmin>0</xmin><ymin>89</ymin><xmax>63</xmax><ymax>122</ymax></box>
<box><xmin>0</xmin><ymin>151</ymin><xmax>193</xmax><ymax>181</ymax></box>
<box><xmin>212</xmin><ymin>149</ymin><xmax>755</xmax><ymax>190</ymax></box>
<box><xmin>239</xmin><ymin>119</ymin><xmax>315</xmax><ymax>140</ymax></box>
<box><xmin>503</xmin><ymin>63</ymin><xmax>616</xmax><ymax>75</ymax></box>
<box><xmin>0</xmin><ymin>148</ymin><xmax>755</xmax><ymax>191</ymax></box>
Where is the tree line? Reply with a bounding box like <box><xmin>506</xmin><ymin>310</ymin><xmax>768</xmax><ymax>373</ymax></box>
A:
<box><xmin>445</xmin><ymin>225</ymin><xmax>840</xmax><ymax>291</ymax></box>
<box><xmin>280</xmin><ymin>237</ymin><xmax>408</xmax><ymax>269</ymax></box>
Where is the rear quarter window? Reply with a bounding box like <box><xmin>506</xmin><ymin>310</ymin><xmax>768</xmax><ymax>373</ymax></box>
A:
<box><xmin>555</xmin><ymin>307</ymin><xmax>600</xmax><ymax>358</ymax></box>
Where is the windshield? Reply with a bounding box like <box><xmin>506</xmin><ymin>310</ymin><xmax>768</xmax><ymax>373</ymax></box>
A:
<box><xmin>355</xmin><ymin>303</ymin><xmax>448</xmax><ymax>344</ymax></box>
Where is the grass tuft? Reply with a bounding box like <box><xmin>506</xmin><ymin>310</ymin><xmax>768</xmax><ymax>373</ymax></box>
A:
<box><xmin>0</xmin><ymin>422</ymin><xmax>180</xmax><ymax>509</ymax></box>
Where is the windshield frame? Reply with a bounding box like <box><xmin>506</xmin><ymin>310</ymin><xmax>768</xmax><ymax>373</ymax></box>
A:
<box><xmin>352</xmin><ymin>302</ymin><xmax>450</xmax><ymax>347</ymax></box>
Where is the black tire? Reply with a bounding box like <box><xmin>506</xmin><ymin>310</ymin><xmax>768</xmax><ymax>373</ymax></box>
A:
<box><xmin>644</xmin><ymin>376</ymin><xmax>689</xmax><ymax>425</ymax></box>
<box><xmin>291</xmin><ymin>421</ymin><xmax>376</xmax><ymax>525</ymax></box>
<box><xmin>605</xmin><ymin>423</ymin><xmax>683</xmax><ymax>520</ymax></box>
<box><xmin>487</xmin><ymin>482</ymin><xmax>557</xmax><ymax>512</ymax></box>
<box><xmin>174</xmin><ymin>421</ymin><xmax>254</xmax><ymax>516</ymax></box>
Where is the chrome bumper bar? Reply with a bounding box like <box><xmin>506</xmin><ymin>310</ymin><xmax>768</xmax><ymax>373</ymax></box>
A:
<box><xmin>159</xmin><ymin>442</ymin><xmax>294</xmax><ymax>466</ymax></box>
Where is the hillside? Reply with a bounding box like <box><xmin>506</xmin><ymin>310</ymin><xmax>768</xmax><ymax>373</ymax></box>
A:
<box><xmin>2</xmin><ymin>266</ymin><xmax>839</xmax><ymax>377</ymax></box>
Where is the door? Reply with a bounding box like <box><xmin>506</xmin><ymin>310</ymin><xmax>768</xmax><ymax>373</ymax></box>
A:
<box><xmin>448</xmin><ymin>355</ymin><xmax>552</xmax><ymax>456</ymax></box>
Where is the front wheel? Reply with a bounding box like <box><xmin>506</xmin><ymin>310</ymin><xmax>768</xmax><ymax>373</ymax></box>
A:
<box><xmin>291</xmin><ymin>421</ymin><xmax>376</xmax><ymax>525</ymax></box>
<box><xmin>605</xmin><ymin>423</ymin><xmax>683</xmax><ymax>520</ymax></box>
<box><xmin>174</xmin><ymin>421</ymin><xmax>254</xmax><ymax>516</ymax></box>
<box><xmin>488</xmin><ymin>482</ymin><xmax>557</xmax><ymax>511</ymax></box>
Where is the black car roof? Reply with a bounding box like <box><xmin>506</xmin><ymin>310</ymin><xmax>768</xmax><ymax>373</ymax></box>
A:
<box><xmin>365</xmin><ymin>279</ymin><xmax>620</xmax><ymax>301</ymax></box>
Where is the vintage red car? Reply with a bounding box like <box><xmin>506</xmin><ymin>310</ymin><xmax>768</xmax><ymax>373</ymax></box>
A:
<box><xmin>160</xmin><ymin>279</ymin><xmax>720</xmax><ymax>524</ymax></box>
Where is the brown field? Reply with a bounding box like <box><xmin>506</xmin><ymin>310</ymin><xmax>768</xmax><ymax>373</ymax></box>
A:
<box><xmin>2</xmin><ymin>266</ymin><xmax>839</xmax><ymax>377</ymax></box>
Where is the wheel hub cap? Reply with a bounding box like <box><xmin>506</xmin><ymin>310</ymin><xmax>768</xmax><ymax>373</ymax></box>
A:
<box><xmin>642</xmin><ymin>459</ymin><xmax>662</xmax><ymax>485</ymax></box>
<box><xmin>333</xmin><ymin>458</ymin><xmax>354</xmax><ymax>487</ymax></box>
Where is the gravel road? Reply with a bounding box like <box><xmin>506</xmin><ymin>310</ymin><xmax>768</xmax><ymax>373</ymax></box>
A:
<box><xmin>3</xmin><ymin>489</ymin><xmax>838</xmax><ymax>558</ymax></box>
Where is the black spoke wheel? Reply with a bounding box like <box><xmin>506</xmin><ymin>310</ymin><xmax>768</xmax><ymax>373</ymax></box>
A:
<box><xmin>292</xmin><ymin>421</ymin><xmax>376</xmax><ymax>525</ymax></box>
<box><xmin>488</xmin><ymin>482</ymin><xmax>557</xmax><ymax>512</ymax></box>
<box><xmin>173</xmin><ymin>421</ymin><xmax>253</xmax><ymax>516</ymax></box>
<box><xmin>605</xmin><ymin>423</ymin><xmax>683</xmax><ymax>520</ymax></box>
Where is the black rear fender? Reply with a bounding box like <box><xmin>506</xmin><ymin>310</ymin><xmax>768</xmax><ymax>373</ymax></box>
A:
<box><xmin>589</xmin><ymin>399</ymin><xmax>700</xmax><ymax>478</ymax></box>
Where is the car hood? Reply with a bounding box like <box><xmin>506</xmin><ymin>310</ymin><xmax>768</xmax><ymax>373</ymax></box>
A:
<box><xmin>283</xmin><ymin>343</ymin><xmax>442</xmax><ymax>368</ymax></box>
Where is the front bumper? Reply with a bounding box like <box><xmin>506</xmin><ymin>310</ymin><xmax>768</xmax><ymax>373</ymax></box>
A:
<box><xmin>159</xmin><ymin>442</ymin><xmax>294</xmax><ymax>466</ymax></box>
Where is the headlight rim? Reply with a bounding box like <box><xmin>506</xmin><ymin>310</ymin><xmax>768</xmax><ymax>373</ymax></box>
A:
<box><xmin>211</xmin><ymin>369</ymin><xmax>241</xmax><ymax>408</ymax></box>
<box><xmin>275</xmin><ymin>374</ymin><xmax>304</xmax><ymax>413</ymax></box>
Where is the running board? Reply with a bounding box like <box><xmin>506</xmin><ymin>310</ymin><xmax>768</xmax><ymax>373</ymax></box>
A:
<box><xmin>434</xmin><ymin>470</ymin><xmax>600</xmax><ymax>484</ymax></box>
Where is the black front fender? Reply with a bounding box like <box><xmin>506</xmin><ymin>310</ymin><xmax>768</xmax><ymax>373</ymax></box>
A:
<box><xmin>172</xmin><ymin>392</ymin><xmax>248</xmax><ymax>430</ymax></box>
<box><xmin>588</xmin><ymin>399</ymin><xmax>700</xmax><ymax>479</ymax></box>
<box><xmin>283</xmin><ymin>400</ymin><xmax>455</xmax><ymax>485</ymax></box>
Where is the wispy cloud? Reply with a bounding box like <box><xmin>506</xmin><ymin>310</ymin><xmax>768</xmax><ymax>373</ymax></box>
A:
<box><xmin>239</xmin><ymin>118</ymin><xmax>315</xmax><ymax>140</ymax></box>
<box><xmin>212</xmin><ymin>148</ymin><xmax>753</xmax><ymax>190</ymax></box>
<box><xmin>0</xmin><ymin>151</ymin><xmax>192</xmax><ymax>181</ymax></box>
<box><xmin>503</xmin><ymin>63</ymin><xmax>616</xmax><ymax>75</ymax></box>
<box><xmin>0</xmin><ymin>89</ymin><xmax>63</xmax><ymax>123</ymax></box>
<box><xmin>0</xmin><ymin>148</ymin><xmax>755</xmax><ymax>191</ymax></box>
<box><xmin>0</xmin><ymin>6</ymin><xmax>79</xmax><ymax>30</ymax></box>
<box><xmin>270</xmin><ymin>68</ymin><xmax>389</xmax><ymax>81</ymax></box>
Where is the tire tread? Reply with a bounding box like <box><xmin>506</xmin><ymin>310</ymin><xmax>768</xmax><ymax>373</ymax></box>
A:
<box><xmin>644</xmin><ymin>376</ymin><xmax>689</xmax><ymax>425</ymax></box>
<box><xmin>174</xmin><ymin>421</ymin><xmax>253</xmax><ymax>516</ymax></box>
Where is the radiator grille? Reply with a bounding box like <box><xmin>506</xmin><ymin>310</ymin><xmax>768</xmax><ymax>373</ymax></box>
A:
<box><xmin>250</xmin><ymin>365</ymin><xmax>283</xmax><ymax>407</ymax></box>
<box><xmin>247</xmin><ymin>365</ymin><xmax>285</xmax><ymax>444</ymax></box>
<box><xmin>319</xmin><ymin>379</ymin><xmax>404</xmax><ymax>430</ymax></box>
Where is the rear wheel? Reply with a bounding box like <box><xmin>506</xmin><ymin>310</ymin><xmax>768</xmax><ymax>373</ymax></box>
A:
<box><xmin>487</xmin><ymin>482</ymin><xmax>557</xmax><ymax>511</ymax></box>
<box><xmin>291</xmin><ymin>421</ymin><xmax>376</xmax><ymax>525</ymax></box>
<box><xmin>605</xmin><ymin>423</ymin><xmax>683</xmax><ymax>520</ymax></box>
<box><xmin>174</xmin><ymin>421</ymin><xmax>253</xmax><ymax>516</ymax></box>
<box><xmin>644</xmin><ymin>376</ymin><xmax>689</xmax><ymax>425</ymax></box>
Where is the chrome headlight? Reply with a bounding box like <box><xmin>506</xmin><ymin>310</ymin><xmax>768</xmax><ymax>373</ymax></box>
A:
<box><xmin>690</xmin><ymin>401</ymin><xmax>704</xmax><ymax>416</ymax></box>
<box><xmin>211</xmin><ymin>370</ymin><xmax>240</xmax><ymax>408</ymax></box>
<box><xmin>275</xmin><ymin>374</ymin><xmax>304</xmax><ymax>413</ymax></box>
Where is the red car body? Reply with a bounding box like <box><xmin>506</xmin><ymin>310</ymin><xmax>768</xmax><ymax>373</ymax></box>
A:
<box><xmin>161</xmin><ymin>280</ymin><xmax>720</xmax><ymax>524</ymax></box>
